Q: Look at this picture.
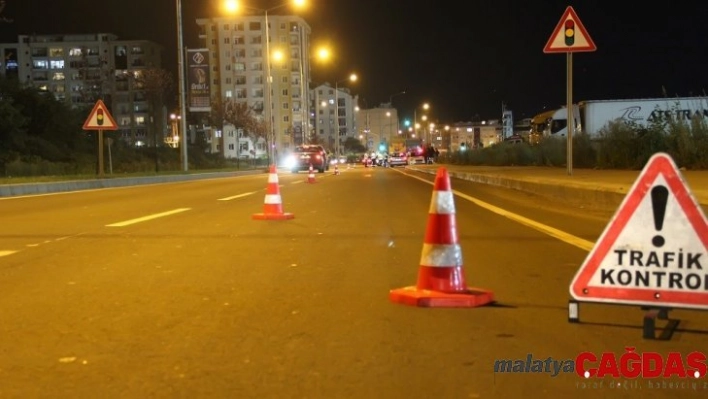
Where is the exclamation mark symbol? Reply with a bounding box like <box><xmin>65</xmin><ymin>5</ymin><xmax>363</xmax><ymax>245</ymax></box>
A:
<box><xmin>651</xmin><ymin>185</ymin><xmax>669</xmax><ymax>247</ymax></box>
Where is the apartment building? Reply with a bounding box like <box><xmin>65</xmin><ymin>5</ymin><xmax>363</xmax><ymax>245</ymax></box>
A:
<box><xmin>448</xmin><ymin>120</ymin><xmax>504</xmax><ymax>151</ymax></box>
<box><xmin>196</xmin><ymin>14</ymin><xmax>311</xmax><ymax>161</ymax></box>
<box><xmin>0</xmin><ymin>33</ymin><xmax>164</xmax><ymax>147</ymax></box>
<box><xmin>310</xmin><ymin>82</ymin><xmax>359</xmax><ymax>155</ymax></box>
<box><xmin>354</xmin><ymin>104</ymin><xmax>399</xmax><ymax>153</ymax></box>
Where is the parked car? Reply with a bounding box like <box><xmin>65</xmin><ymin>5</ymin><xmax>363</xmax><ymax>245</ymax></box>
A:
<box><xmin>388</xmin><ymin>152</ymin><xmax>408</xmax><ymax>167</ymax></box>
<box><xmin>408</xmin><ymin>153</ymin><xmax>426</xmax><ymax>165</ymax></box>
<box><xmin>285</xmin><ymin>145</ymin><xmax>329</xmax><ymax>173</ymax></box>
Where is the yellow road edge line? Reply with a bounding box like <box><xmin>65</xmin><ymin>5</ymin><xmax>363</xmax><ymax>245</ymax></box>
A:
<box><xmin>405</xmin><ymin>171</ymin><xmax>595</xmax><ymax>252</ymax></box>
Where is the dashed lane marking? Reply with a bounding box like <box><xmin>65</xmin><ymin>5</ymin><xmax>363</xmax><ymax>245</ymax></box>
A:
<box><xmin>218</xmin><ymin>191</ymin><xmax>256</xmax><ymax>201</ymax></box>
<box><xmin>106</xmin><ymin>208</ymin><xmax>191</xmax><ymax>227</ymax></box>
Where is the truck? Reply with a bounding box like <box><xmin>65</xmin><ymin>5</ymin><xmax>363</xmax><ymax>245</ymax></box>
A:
<box><xmin>531</xmin><ymin>97</ymin><xmax>708</xmax><ymax>139</ymax></box>
<box><xmin>388</xmin><ymin>137</ymin><xmax>407</xmax><ymax>154</ymax></box>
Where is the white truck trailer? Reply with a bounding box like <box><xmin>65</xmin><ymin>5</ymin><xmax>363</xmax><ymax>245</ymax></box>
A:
<box><xmin>532</xmin><ymin>97</ymin><xmax>708</xmax><ymax>138</ymax></box>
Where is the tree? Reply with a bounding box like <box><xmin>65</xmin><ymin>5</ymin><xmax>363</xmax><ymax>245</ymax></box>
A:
<box><xmin>209</xmin><ymin>96</ymin><xmax>269</xmax><ymax>159</ymax></box>
<box><xmin>135</xmin><ymin>67</ymin><xmax>174</xmax><ymax>147</ymax></box>
<box><xmin>343</xmin><ymin>136</ymin><xmax>366</xmax><ymax>153</ymax></box>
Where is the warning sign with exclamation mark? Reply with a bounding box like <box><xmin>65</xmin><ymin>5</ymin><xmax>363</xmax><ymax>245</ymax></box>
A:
<box><xmin>570</xmin><ymin>152</ymin><xmax>708</xmax><ymax>309</ymax></box>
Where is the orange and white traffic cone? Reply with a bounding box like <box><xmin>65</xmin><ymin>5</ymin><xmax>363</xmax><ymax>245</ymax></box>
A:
<box><xmin>389</xmin><ymin>167</ymin><xmax>494</xmax><ymax>307</ymax></box>
<box><xmin>334</xmin><ymin>164</ymin><xmax>340</xmax><ymax>175</ymax></box>
<box><xmin>307</xmin><ymin>163</ymin><xmax>316</xmax><ymax>183</ymax></box>
<box><xmin>252</xmin><ymin>164</ymin><xmax>294</xmax><ymax>220</ymax></box>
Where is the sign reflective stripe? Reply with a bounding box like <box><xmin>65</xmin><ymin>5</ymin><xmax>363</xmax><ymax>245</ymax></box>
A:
<box><xmin>430</xmin><ymin>191</ymin><xmax>455</xmax><ymax>214</ymax></box>
<box><xmin>264</xmin><ymin>194</ymin><xmax>282</xmax><ymax>204</ymax></box>
<box><xmin>420</xmin><ymin>243</ymin><xmax>463</xmax><ymax>267</ymax></box>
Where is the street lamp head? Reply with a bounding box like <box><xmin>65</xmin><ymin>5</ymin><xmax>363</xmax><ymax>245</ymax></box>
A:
<box><xmin>316</xmin><ymin>47</ymin><xmax>331</xmax><ymax>62</ymax></box>
<box><xmin>223</xmin><ymin>0</ymin><xmax>238</xmax><ymax>13</ymax></box>
<box><xmin>349</xmin><ymin>73</ymin><xmax>357</xmax><ymax>82</ymax></box>
<box><xmin>272</xmin><ymin>49</ymin><xmax>284</xmax><ymax>62</ymax></box>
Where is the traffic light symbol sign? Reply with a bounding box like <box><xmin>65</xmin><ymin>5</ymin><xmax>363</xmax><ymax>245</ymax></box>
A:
<box><xmin>543</xmin><ymin>6</ymin><xmax>596</xmax><ymax>53</ymax></box>
<box><xmin>564</xmin><ymin>20</ymin><xmax>575</xmax><ymax>46</ymax></box>
<box><xmin>83</xmin><ymin>99</ymin><xmax>117</xmax><ymax>130</ymax></box>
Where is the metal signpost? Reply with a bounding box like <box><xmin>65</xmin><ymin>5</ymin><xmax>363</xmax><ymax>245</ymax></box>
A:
<box><xmin>544</xmin><ymin>6</ymin><xmax>597</xmax><ymax>176</ymax></box>
<box><xmin>83</xmin><ymin>99</ymin><xmax>118</xmax><ymax>178</ymax></box>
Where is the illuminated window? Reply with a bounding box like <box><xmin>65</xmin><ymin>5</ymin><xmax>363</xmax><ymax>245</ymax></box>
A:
<box><xmin>49</xmin><ymin>48</ymin><xmax>64</xmax><ymax>57</ymax></box>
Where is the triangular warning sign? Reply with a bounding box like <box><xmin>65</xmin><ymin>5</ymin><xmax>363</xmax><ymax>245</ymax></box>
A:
<box><xmin>544</xmin><ymin>6</ymin><xmax>597</xmax><ymax>53</ymax></box>
<box><xmin>83</xmin><ymin>99</ymin><xmax>118</xmax><ymax>131</ymax></box>
<box><xmin>570</xmin><ymin>153</ymin><xmax>708</xmax><ymax>310</ymax></box>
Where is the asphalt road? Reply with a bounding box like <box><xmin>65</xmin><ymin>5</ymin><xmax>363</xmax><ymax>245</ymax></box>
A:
<box><xmin>1</xmin><ymin>166</ymin><xmax>706</xmax><ymax>398</ymax></box>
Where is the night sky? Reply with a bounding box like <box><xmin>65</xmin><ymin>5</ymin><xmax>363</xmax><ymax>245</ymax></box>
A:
<box><xmin>2</xmin><ymin>0</ymin><xmax>708</xmax><ymax>122</ymax></box>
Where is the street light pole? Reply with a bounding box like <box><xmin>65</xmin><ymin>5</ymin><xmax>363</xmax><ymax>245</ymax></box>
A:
<box><xmin>334</xmin><ymin>81</ymin><xmax>339</xmax><ymax>157</ymax></box>
<box><xmin>176</xmin><ymin>0</ymin><xmax>188</xmax><ymax>171</ymax></box>
<box><xmin>264</xmin><ymin>9</ymin><xmax>275</xmax><ymax>165</ymax></box>
<box><xmin>333</xmin><ymin>74</ymin><xmax>356</xmax><ymax>158</ymax></box>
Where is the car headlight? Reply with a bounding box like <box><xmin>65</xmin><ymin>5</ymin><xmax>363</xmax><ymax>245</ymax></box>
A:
<box><xmin>284</xmin><ymin>156</ymin><xmax>296</xmax><ymax>168</ymax></box>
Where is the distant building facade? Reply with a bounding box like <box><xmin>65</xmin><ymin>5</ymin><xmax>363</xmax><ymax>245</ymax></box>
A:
<box><xmin>310</xmin><ymin>82</ymin><xmax>359</xmax><ymax>155</ymax></box>
<box><xmin>354</xmin><ymin>104</ymin><xmax>399</xmax><ymax>153</ymax></box>
<box><xmin>0</xmin><ymin>33</ymin><xmax>165</xmax><ymax>147</ymax></box>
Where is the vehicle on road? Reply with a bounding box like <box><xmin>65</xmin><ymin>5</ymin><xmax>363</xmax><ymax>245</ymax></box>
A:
<box><xmin>285</xmin><ymin>145</ymin><xmax>329</xmax><ymax>173</ymax></box>
<box><xmin>388</xmin><ymin>152</ymin><xmax>408</xmax><ymax>167</ymax></box>
<box><xmin>408</xmin><ymin>152</ymin><xmax>425</xmax><ymax>165</ymax></box>
<box><xmin>531</xmin><ymin>96</ymin><xmax>708</xmax><ymax>139</ymax></box>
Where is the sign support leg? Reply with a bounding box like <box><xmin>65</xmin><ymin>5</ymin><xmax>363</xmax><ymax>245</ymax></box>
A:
<box><xmin>98</xmin><ymin>129</ymin><xmax>105</xmax><ymax>178</ymax></box>
<box><xmin>642</xmin><ymin>307</ymin><xmax>680</xmax><ymax>340</ymax></box>
<box><xmin>566</xmin><ymin>52</ymin><xmax>573</xmax><ymax>176</ymax></box>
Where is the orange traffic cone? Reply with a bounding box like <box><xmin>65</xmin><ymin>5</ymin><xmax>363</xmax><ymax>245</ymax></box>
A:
<box><xmin>252</xmin><ymin>164</ymin><xmax>294</xmax><ymax>220</ymax></box>
<box><xmin>307</xmin><ymin>163</ymin><xmax>316</xmax><ymax>183</ymax></box>
<box><xmin>389</xmin><ymin>167</ymin><xmax>494</xmax><ymax>307</ymax></box>
<box><xmin>334</xmin><ymin>164</ymin><xmax>340</xmax><ymax>175</ymax></box>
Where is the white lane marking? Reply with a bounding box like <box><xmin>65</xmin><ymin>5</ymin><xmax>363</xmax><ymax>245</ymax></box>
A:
<box><xmin>0</xmin><ymin>250</ymin><xmax>17</xmax><ymax>257</ymax></box>
<box><xmin>106</xmin><ymin>208</ymin><xmax>191</xmax><ymax>227</ymax></box>
<box><xmin>405</xmin><ymin>172</ymin><xmax>594</xmax><ymax>251</ymax></box>
<box><xmin>218</xmin><ymin>191</ymin><xmax>256</xmax><ymax>201</ymax></box>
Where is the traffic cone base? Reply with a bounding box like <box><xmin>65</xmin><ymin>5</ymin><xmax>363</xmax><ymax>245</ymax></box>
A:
<box><xmin>253</xmin><ymin>165</ymin><xmax>294</xmax><ymax>220</ymax></box>
<box><xmin>389</xmin><ymin>167</ymin><xmax>494</xmax><ymax>308</ymax></box>
<box><xmin>252</xmin><ymin>211</ymin><xmax>294</xmax><ymax>220</ymax></box>
<box><xmin>389</xmin><ymin>286</ymin><xmax>494</xmax><ymax>308</ymax></box>
<box><xmin>307</xmin><ymin>164</ymin><xmax>316</xmax><ymax>183</ymax></box>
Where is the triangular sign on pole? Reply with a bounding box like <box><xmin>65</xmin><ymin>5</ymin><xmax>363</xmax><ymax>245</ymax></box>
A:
<box><xmin>570</xmin><ymin>153</ymin><xmax>708</xmax><ymax>310</ymax></box>
<box><xmin>544</xmin><ymin>6</ymin><xmax>597</xmax><ymax>53</ymax></box>
<box><xmin>83</xmin><ymin>99</ymin><xmax>118</xmax><ymax>130</ymax></box>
